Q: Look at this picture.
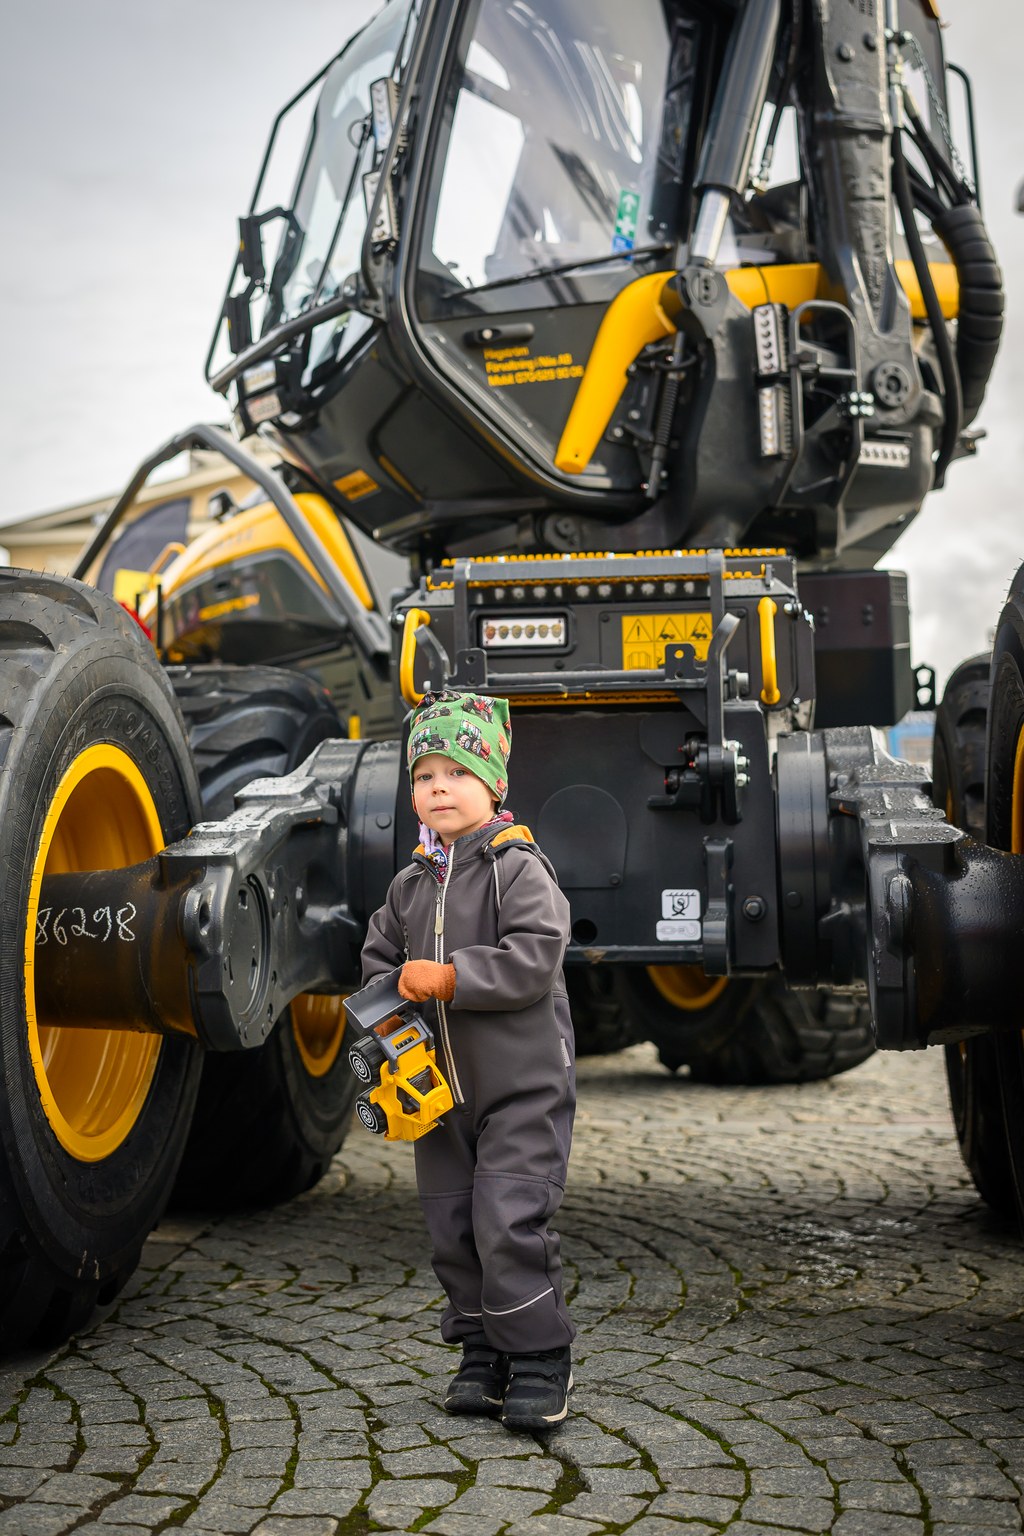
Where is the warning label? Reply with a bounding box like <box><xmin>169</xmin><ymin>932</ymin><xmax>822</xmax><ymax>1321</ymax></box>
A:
<box><xmin>656</xmin><ymin>919</ymin><xmax>701</xmax><ymax>942</ymax></box>
<box><xmin>334</xmin><ymin>469</ymin><xmax>380</xmax><ymax>501</ymax></box>
<box><xmin>621</xmin><ymin>612</ymin><xmax>712</xmax><ymax>670</ymax></box>
<box><xmin>483</xmin><ymin>346</ymin><xmax>585</xmax><ymax>389</ymax></box>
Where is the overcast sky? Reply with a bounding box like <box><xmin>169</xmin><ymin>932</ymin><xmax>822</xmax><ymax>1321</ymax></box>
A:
<box><xmin>2</xmin><ymin>0</ymin><xmax>1021</xmax><ymax>688</ymax></box>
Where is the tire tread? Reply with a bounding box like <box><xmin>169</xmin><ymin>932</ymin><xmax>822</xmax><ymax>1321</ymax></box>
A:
<box><xmin>169</xmin><ymin>662</ymin><xmax>356</xmax><ymax>1210</ymax></box>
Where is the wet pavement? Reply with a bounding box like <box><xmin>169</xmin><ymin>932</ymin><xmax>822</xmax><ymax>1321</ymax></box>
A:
<box><xmin>2</xmin><ymin>1039</ymin><xmax>1023</xmax><ymax>1536</ymax></box>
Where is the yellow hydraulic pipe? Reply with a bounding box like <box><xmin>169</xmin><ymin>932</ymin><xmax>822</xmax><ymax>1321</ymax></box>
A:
<box><xmin>554</xmin><ymin>273</ymin><xmax>679</xmax><ymax>476</ymax></box>
<box><xmin>554</xmin><ymin>261</ymin><xmax>959</xmax><ymax>479</ymax></box>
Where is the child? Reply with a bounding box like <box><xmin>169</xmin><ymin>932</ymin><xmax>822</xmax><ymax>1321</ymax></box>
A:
<box><xmin>360</xmin><ymin>688</ymin><xmax>576</xmax><ymax>1431</ymax></box>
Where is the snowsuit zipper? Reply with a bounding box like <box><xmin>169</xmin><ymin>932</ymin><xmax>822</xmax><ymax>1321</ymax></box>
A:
<box><xmin>435</xmin><ymin>842</ymin><xmax>464</xmax><ymax>1104</ymax></box>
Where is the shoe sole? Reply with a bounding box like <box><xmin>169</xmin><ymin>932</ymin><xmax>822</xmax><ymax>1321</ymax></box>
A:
<box><xmin>444</xmin><ymin>1394</ymin><xmax>504</xmax><ymax>1417</ymax></box>
<box><xmin>501</xmin><ymin>1372</ymin><xmax>573</xmax><ymax>1432</ymax></box>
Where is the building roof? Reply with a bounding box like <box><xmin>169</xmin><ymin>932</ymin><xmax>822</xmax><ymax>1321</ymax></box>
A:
<box><xmin>0</xmin><ymin>434</ymin><xmax>277</xmax><ymax>540</ymax></box>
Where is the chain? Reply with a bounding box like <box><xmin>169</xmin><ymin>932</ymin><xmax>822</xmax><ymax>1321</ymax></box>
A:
<box><xmin>899</xmin><ymin>32</ymin><xmax>975</xmax><ymax>196</ymax></box>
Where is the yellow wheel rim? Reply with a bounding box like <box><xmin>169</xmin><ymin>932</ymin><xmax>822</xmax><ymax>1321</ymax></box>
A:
<box><xmin>647</xmin><ymin>964</ymin><xmax>730</xmax><ymax>1011</ymax></box>
<box><xmin>1012</xmin><ymin>726</ymin><xmax>1024</xmax><ymax>856</ymax></box>
<box><xmin>291</xmin><ymin>994</ymin><xmax>347</xmax><ymax>1079</ymax></box>
<box><xmin>25</xmin><ymin>745</ymin><xmax>165</xmax><ymax>1162</ymax></box>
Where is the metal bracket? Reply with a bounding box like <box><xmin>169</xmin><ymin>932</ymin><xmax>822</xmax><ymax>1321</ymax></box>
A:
<box><xmin>71</xmin><ymin>423</ymin><xmax>390</xmax><ymax>661</ymax></box>
<box><xmin>776</xmin><ymin>725</ymin><xmax>1024</xmax><ymax>1050</ymax></box>
<box><xmin>702</xmin><ymin>837</ymin><xmax>734</xmax><ymax>974</ymax></box>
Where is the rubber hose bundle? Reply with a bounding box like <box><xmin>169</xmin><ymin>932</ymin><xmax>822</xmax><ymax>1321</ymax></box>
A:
<box><xmin>930</xmin><ymin>202</ymin><xmax>1004</xmax><ymax>426</ymax></box>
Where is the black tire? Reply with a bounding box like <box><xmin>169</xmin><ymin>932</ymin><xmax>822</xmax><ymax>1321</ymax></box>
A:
<box><xmin>619</xmin><ymin>966</ymin><xmax>745</xmax><ymax>1073</ymax></box>
<box><xmin>356</xmin><ymin>1094</ymin><xmax>389</xmax><ymax>1135</ymax></box>
<box><xmin>566</xmin><ymin>968</ymin><xmax>642</xmax><ymax>1058</ymax></box>
<box><xmin>349</xmin><ymin>1035</ymin><xmax>386</xmax><ymax>1085</ymax></box>
<box><xmin>172</xmin><ymin>1001</ymin><xmax>360</xmax><ymax>1210</ymax></box>
<box><xmin>171</xmin><ymin>662</ymin><xmax>358</xmax><ymax>1210</ymax></box>
<box><xmin>0</xmin><ymin>571</ymin><xmax>203</xmax><ymax>1349</ymax></box>
<box><xmin>983</xmin><ymin>571</ymin><xmax>1024</xmax><ymax>1228</ymax></box>
<box><xmin>684</xmin><ymin>984</ymin><xmax>874</xmax><ymax>1086</ymax></box>
<box><xmin>614</xmin><ymin>967</ymin><xmax>874</xmax><ymax>1085</ymax></box>
<box><xmin>945</xmin><ymin>1036</ymin><xmax>1015</xmax><ymax>1219</ymax></box>
<box><xmin>168</xmin><ymin>663</ymin><xmax>344</xmax><ymax>819</ymax></box>
<box><xmin>932</xmin><ymin>652</ymin><xmax>990</xmax><ymax>838</ymax></box>
<box><xmin>932</xmin><ymin>653</ymin><xmax>1015</xmax><ymax>1217</ymax></box>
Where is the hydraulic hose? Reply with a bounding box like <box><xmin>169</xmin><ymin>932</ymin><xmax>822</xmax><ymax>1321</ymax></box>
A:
<box><xmin>898</xmin><ymin>88</ymin><xmax>1003</xmax><ymax>426</ymax></box>
<box><xmin>891</xmin><ymin>129</ymin><xmax>961</xmax><ymax>487</ymax></box>
<box><xmin>931</xmin><ymin>202</ymin><xmax>1005</xmax><ymax>425</ymax></box>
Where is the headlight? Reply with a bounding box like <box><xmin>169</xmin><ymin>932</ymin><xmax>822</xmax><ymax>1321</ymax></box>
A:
<box><xmin>479</xmin><ymin>615</ymin><xmax>567</xmax><ymax>649</ymax></box>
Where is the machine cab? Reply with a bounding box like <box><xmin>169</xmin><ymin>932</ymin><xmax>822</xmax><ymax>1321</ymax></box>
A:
<box><xmin>207</xmin><ymin>0</ymin><xmax>990</xmax><ymax>568</ymax></box>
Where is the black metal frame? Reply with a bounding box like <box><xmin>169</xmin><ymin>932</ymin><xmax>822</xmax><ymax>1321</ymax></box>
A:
<box><xmin>72</xmin><ymin>423</ymin><xmax>390</xmax><ymax>663</ymax></box>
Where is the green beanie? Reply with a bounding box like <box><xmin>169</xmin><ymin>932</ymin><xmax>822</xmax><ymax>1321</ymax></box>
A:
<box><xmin>407</xmin><ymin>689</ymin><xmax>512</xmax><ymax>805</ymax></box>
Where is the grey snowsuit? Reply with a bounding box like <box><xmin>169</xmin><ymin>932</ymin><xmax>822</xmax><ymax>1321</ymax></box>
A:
<box><xmin>361</xmin><ymin>820</ymin><xmax>575</xmax><ymax>1353</ymax></box>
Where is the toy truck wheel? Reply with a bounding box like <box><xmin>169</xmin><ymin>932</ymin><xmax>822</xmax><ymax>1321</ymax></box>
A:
<box><xmin>617</xmin><ymin>968</ymin><xmax>874</xmax><ymax>1084</ymax></box>
<box><xmin>0</xmin><ymin>571</ymin><xmax>203</xmax><ymax>1349</ymax></box>
<box><xmin>981</xmin><ymin>571</ymin><xmax>1024</xmax><ymax>1226</ymax></box>
<box><xmin>932</xmin><ymin>655</ymin><xmax>1015</xmax><ymax>1217</ymax></box>
<box><xmin>356</xmin><ymin>1094</ymin><xmax>389</xmax><ymax>1135</ymax></box>
<box><xmin>349</xmin><ymin>1035</ymin><xmax>387</xmax><ymax>1084</ymax></box>
<box><xmin>169</xmin><ymin>663</ymin><xmax>359</xmax><ymax>1209</ymax></box>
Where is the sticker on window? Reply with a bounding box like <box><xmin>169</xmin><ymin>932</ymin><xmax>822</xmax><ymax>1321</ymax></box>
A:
<box><xmin>612</xmin><ymin>188</ymin><xmax>640</xmax><ymax>253</ymax></box>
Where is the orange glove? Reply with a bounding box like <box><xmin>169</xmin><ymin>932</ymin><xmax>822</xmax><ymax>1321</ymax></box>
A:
<box><xmin>398</xmin><ymin>960</ymin><xmax>456</xmax><ymax>1003</ymax></box>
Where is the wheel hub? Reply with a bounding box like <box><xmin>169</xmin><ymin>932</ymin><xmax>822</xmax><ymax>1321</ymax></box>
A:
<box><xmin>25</xmin><ymin>745</ymin><xmax>164</xmax><ymax>1162</ymax></box>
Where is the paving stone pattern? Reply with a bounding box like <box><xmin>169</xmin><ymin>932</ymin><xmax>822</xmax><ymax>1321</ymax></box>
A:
<box><xmin>2</xmin><ymin>1043</ymin><xmax>1024</xmax><ymax>1535</ymax></box>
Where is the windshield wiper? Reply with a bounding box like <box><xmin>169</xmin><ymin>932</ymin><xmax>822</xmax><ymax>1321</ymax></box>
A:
<box><xmin>447</xmin><ymin>243</ymin><xmax>674</xmax><ymax>300</ymax></box>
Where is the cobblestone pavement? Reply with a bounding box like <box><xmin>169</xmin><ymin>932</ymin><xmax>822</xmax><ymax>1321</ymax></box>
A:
<box><xmin>2</xmin><ymin>1042</ymin><xmax>1024</xmax><ymax>1536</ymax></box>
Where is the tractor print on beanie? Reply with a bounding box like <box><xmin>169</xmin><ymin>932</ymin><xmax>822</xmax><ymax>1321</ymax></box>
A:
<box><xmin>407</xmin><ymin>689</ymin><xmax>512</xmax><ymax>805</ymax></box>
<box><xmin>409</xmin><ymin>728</ymin><xmax>450</xmax><ymax>763</ymax></box>
<box><xmin>463</xmin><ymin>696</ymin><xmax>495</xmax><ymax>723</ymax></box>
<box><xmin>456</xmin><ymin>721</ymin><xmax>490</xmax><ymax>760</ymax></box>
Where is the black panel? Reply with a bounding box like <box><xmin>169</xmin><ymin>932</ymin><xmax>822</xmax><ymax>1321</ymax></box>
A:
<box><xmin>506</xmin><ymin>706</ymin><xmax>780</xmax><ymax>970</ymax></box>
<box><xmin>800</xmin><ymin>569</ymin><xmax>914</xmax><ymax>727</ymax></box>
<box><xmin>537</xmin><ymin>786</ymin><xmax>627</xmax><ymax>890</ymax></box>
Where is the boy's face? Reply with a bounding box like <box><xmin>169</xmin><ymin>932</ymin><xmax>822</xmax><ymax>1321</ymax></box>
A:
<box><xmin>412</xmin><ymin>753</ymin><xmax>497</xmax><ymax>844</ymax></box>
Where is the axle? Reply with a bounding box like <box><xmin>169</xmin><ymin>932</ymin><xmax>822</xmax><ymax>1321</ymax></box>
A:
<box><xmin>776</xmin><ymin>727</ymin><xmax>1024</xmax><ymax>1047</ymax></box>
<box><xmin>34</xmin><ymin>738</ymin><xmax>399</xmax><ymax>1050</ymax></box>
<box><xmin>31</xmin><ymin>562</ymin><xmax>1024</xmax><ymax>1055</ymax></box>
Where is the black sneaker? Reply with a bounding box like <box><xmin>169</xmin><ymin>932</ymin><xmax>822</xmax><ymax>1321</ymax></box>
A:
<box><xmin>501</xmin><ymin>1347</ymin><xmax>573</xmax><ymax>1431</ymax></box>
<box><xmin>443</xmin><ymin>1335</ymin><xmax>507</xmax><ymax>1417</ymax></box>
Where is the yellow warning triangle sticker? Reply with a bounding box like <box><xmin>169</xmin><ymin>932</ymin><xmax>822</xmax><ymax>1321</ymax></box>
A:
<box><xmin>625</xmin><ymin>618</ymin><xmax>654</xmax><ymax>643</ymax></box>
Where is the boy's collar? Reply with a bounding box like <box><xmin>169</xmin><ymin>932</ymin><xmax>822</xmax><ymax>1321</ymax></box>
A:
<box><xmin>414</xmin><ymin>810</ymin><xmax>519</xmax><ymax>860</ymax></box>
